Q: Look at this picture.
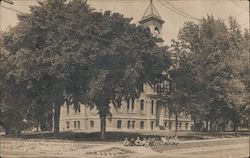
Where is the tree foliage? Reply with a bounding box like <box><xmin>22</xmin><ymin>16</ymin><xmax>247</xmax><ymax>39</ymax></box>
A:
<box><xmin>172</xmin><ymin>15</ymin><xmax>249</xmax><ymax>132</ymax></box>
<box><xmin>1</xmin><ymin>0</ymin><xmax>170</xmax><ymax>138</ymax></box>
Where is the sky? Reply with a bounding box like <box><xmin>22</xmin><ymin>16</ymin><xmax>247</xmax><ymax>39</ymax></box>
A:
<box><xmin>0</xmin><ymin>0</ymin><xmax>249</xmax><ymax>44</ymax></box>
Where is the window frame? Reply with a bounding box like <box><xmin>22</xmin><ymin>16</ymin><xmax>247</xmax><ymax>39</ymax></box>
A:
<box><xmin>127</xmin><ymin>120</ymin><xmax>131</xmax><ymax>129</ymax></box>
<box><xmin>185</xmin><ymin>122</ymin><xmax>189</xmax><ymax>129</ymax></box>
<box><xmin>179</xmin><ymin>122</ymin><xmax>182</xmax><ymax>129</ymax></box>
<box><xmin>132</xmin><ymin>121</ymin><xmax>135</xmax><ymax>129</ymax></box>
<box><xmin>140</xmin><ymin>99</ymin><xmax>145</xmax><ymax>113</ymax></box>
<box><xmin>151</xmin><ymin>121</ymin><xmax>154</xmax><ymax>130</ymax></box>
<box><xmin>140</xmin><ymin>121</ymin><xmax>144</xmax><ymax>129</ymax></box>
<box><xmin>67</xmin><ymin>105</ymin><xmax>70</xmax><ymax>114</ymax></box>
<box><xmin>151</xmin><ymin>100</ymin><xmax>154</xmax><ymax>114</ymax></box>
<box><xmin>127</xmin><ymin>99</ymin><xmax>130</xmax><ymax>113</ymax></box>
<box><xmin>66</xmin><ymin>121</ymin><xmax>70</xmax><ymax>129</ymax></box>
<box><xmin>90</xmin><ymin>120</ymin><xmax>94</xmax><ymax>128</ymax></box>
<box><xmin>77</xmin><ymin>121</ymin><xmax>80</xmax><ymax>129</ymax></box>
<box><xmin>74</xmin><ymin>121</ymin><xmax>77</xmax><ymax>128</ymax></box>
<box><xmin>117</xmin><ymin>120</ymin><xmax>122</xmax><ymax>129</ymax></box>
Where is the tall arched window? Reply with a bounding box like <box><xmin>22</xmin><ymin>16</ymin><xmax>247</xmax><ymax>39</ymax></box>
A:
<box><xmin>127</xmin><ymin>99</ymin><xmax>130</xmax><ymax>113</ymax></box>
<box><xmin>67</xmin><ymin>104</ymin><xmax>70</xmax><ymax>114</ymax></box>
<box><xmin>140</xmin><ymin>99</ymin><xmax>144</xmax><ymax>112</ymax></box>
<box><xmin>154</xmin><ymin>27</ymin><xmax>160</xmax><ymax>37</ymax></box>
<box><xmin>151</xmin><ymin>100</ymin><xmax>154</xmax><ymax>114</ymax></box>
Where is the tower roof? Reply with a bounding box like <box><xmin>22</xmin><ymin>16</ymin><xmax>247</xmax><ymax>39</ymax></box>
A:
<box><xmin>139</xmin><ymin>0</ymin><xmax>165</xmax><ymax>24</ymax></box>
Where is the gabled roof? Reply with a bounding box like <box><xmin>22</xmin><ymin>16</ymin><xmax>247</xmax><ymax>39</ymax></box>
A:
<box><xmin>139</xmin><ymin>0</ymin><xmax>165</xmax><ymax>24</ymax></box>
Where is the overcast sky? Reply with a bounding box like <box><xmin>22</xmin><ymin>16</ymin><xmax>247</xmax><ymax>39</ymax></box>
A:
<box><xmin>1</xmin><ymin>0</ymin><xmax>249</xmax><ymax>44</ymax></box>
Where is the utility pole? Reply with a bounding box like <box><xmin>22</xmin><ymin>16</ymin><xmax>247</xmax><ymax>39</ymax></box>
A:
<box><xmin>0</xmin><ymin>1</ymin><xmax>14</xmax><ymax>158</ymax></box>
<box><xmin>248</xmin><ymin>1</ymin><xmax>250</xmax><ymax>158</ymax></box>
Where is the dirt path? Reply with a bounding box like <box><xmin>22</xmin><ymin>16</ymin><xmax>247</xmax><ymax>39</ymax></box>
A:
<box><xmin>1</xmin><ymin>137</ymin><xmax>249</xmax><ymax>158</ymax></box>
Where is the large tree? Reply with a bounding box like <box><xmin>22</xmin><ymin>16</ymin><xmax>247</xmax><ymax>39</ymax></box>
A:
<box><xmin>82</xmin><ymin>11</ymin><xmax>171</xmax><ymax>140</ymax></box>
<box><xmin>173</xmin><ymin>16</ymin><xmax>249</xmax><ymax>132</ymax></box>
<box><xmin>2</xmin><ymin>0</ymin><xmax>92</xmax><ymax>136</ymax></box>
<box><xmin>2</xmin><ymin>0</ymin><xmax>171</xmax><ymax>139</ymax></box>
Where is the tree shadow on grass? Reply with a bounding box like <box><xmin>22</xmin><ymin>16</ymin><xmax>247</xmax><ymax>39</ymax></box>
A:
<box><xmin>3</xmin><ymin>131</ymin><xmax>249</xmax><ymax>142</ymax></box>
<box><xmin>4</xmin><ymin>131</ymin><xmax>161</xmax><ymax>142</ymax></box>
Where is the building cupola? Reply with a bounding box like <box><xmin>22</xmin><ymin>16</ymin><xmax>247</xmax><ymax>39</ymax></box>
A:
<box><xmin>139</xmin><ymin>0</ymin><xmax>165</xmax><ymax>44</ymax></box>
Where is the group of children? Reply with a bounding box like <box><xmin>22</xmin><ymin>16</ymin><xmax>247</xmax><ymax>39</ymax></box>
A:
<box><xmin>123</xmin><ymin>136</ymin><xmax>180</xmax><ymax>147</ymax></box>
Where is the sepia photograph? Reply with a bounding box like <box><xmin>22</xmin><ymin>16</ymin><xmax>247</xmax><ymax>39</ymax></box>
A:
<box><xmin>0</xmin><ymin>0</ymin><xmax>249</xmax><ymax>157</ymax></box>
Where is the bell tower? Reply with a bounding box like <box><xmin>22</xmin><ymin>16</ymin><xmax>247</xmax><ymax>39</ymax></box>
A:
<box><xmin>139</xmin><ymin>0</ymin><xmax>165</xmax><ymax>43</ymax></box>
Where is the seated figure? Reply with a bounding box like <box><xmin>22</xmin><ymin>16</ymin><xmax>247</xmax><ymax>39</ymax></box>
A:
<box><xmin>173</xmin><ymin>136</ymin><xmax>180</xmax><ymax>145</ymax></box>
<box><xmin>161</xmin><ymin>136</ymin><xmax>167</xmax><ymax>145</ymax></box>
<box><xmin>153</xmin><ymin>137</ymin><xmax>159</xmax><ymax>146</ymax></box>
<box><xmin>135</xmin><ymin>137</ymin><xmax>142</xmax><ymax>146</ymax></box>
<box><xmin>141</xmin><ymin>138</ymin><xmax>148</xmax><ymax>146</ymax></box>
<box><xmin>148</xmin><ymin>138</ymin><xmax>153</xmax><ymax>146</ymax></box>
<box><xmin>169</xmin><ymin>137</ymin><xmax>175</xmax><ymax>145</ymax></box>
<box><xmin>166</xmin><ymin>137</ymin><xmax>170</xmax><ymax>145</ymax></box>
<box><xmin>129</xmin><ymin>138</ymin><xmax>135</xmax><ymax>146</ymax></box>
<box><xmin>123</xmin><ymin>137</ymin><xmax>129</xmax><ymax>146</ymax></box>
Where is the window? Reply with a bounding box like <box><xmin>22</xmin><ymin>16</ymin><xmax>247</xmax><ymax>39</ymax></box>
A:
<box><xmin>165</xmin><ymin>122</ymin><xmax>168</xmax><ymax>128</ymax></box>
<box><xmin>140</xmin><ymin>121</ymin><xmax>144</xmax><ymax>129</ymax></box>
<box><xmin>131</xmin><ymin>99</ymin><xmax>135</xmax><ymax>113</ymax></box>
<box><xmin>127</xmin><ymin>121</ymin><xmax>131</xmax><ymax>129</ymax></box>
<box><xmin>165</xmin><ymin>107</ymin><xmax>169</xmax><ymax>116</ymax></box>
<box><xmin>140</xmin><ymin>99</ymin><xmax>144</xmax><ymax>112</ymax></box>
<box><xmin>155</xmin><ymin>80</ymin><xmax>169</xmax><ymax>95</ymax></box>
<box><xmin>179</xmin><ymin>112</ymin><xmax>183</xmax><ymax>117</ymax></box>
<box><xmin>151</xmin><ymin>100</ymin><xmax>154</xmax><ymax>114</ymax></box>
<box><xmin>154</xmin><ymin>27</ymin><xmax>160</xmax><ymax>37</ymax></box>
<box><xmin>67</xmin><ymin>105</ymin><xmax>70</xmax><ymax>114</ymax></box>
<box><xmin>74</xmin><ymin>121</ymin><xmax>77</xmax><ymax>128</ymax></box>
<box><xmin>127</xmin><ymin>99</ymin><xmax>130</xmax><ymax>113</ymax></box>
<box><xmin>169</xmin><ymin>122</ymin><xmax>173</xmax><ymax>130</ymax></box>
<box><xmin>151</xmin><ymin>121</ymin><xmax>154</xmax><ymax>130</ymax></box>
<box><xmin>74</xmin><ymin>106</ymin><xmax>80</xmax><ymax>113</ymax></box>
<box><xmin>132</xmin><ymin>121</ymin><xmax>135</xmax><ymax>129</ymax></box>
<box><xmin>179</xmin><ymin>122</ymin><xmax>182</xmax><ymax>129</ymax></box>
<box><xmin>77</xmin><ymin>121</ymin><xmax>80</xmax><ymax>129</ymax></box>
<box><xmin>154</xmin><ymin>27</ymin><xmax>160</xmax><ymax>34</ymax></box>
<box><xmin>117</xmin><ymin>120</ymin><xmax>122</xmax><ymax>129</ymax></box>
<box><xmin>90</xmin><ymin>121</ymin><xmax>94</xmax><ymax>128</ymax></box>
<box><xmin>185</xmin><ymin>123</ymin><xmax>189</xmax><ymax>129</ymax></box>
<box><xmin>117</xmin><ymin>104</ymin><xmax>122</xmax><ymax>113</ymax></box>
<box><xmin>66</xmin><ymin>121</ymin><xmax>70</xmax><ymax>129</ymax></box>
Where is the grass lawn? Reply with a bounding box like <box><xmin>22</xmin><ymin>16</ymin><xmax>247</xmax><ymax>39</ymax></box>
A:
<box><xmin>1</xmin><ymin>132</ymin><xmax>249</xmax><ymax>158</ymax></box>
<box><xmin>3</xmin><ymin>130</ymin><xmax>249</xmax><ymax>142</ymax></box>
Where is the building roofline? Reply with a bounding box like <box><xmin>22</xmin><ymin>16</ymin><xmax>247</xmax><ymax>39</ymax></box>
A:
<box><xmin>139</xmin><ymin>0</ymin><xmax>165</xmax><ymax>24</ymax></box>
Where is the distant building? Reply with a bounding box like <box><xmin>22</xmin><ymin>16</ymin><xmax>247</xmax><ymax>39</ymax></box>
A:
<box><xmin>59</xmin><ymin>0</ymin><xmax>192</xmax><ymax>132</ymax></box>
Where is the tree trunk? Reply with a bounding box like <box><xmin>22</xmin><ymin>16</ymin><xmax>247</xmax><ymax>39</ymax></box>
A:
<box><xmin>17</xmin><ymin>128</ymin><xmax>21</xmax><ymax>137</ymax></box>
<box><xmin>53</xmin><ymin>104</ymin><xmax>61</xmax><ymax>138</ymax></box>
<box><xmin>222</xmin><ymin>119</ymin><xmax>226</xmax><ymax>132</ymax></box>
<box><xmin>192</xmin><ymin>114</ymin><xmax>196</xmax><ymax>132</ymax></box>
<box><xmin>205</xmin><ymin>119</ymin><xmax>209</xmax><ymax>132</ymax></box>
<box><xmin>174</xmin><ymin>113</ymin><xmax>178</xmax><ymax>138</ymax></box>
<box><xmin>100</xmin><ymin>112</ymin><xmax>106</xmax><ymax>140</ymax></box>
<box><xmin>168</xmin><ymin>112</ymin><xmax>171</xmax><ymax>130</ymax></box>
<box><xmin>5</xmin><ymin>126</ymin><xmax>10</xmax><ymax>135</ymax></box>
<box><xmin>209</xmin><ymin>120</ymin><xmax>214</xmax><ymax>134</ymax></box>
<box><xmin>37</xmin><ymin>122</ymin><xmax>39</xmax><ymax>132</ymax></box>
<box><xmin>233</xmin><ymin>115</ymin><xmax>239</xmax><ymax>134</ymax></box>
